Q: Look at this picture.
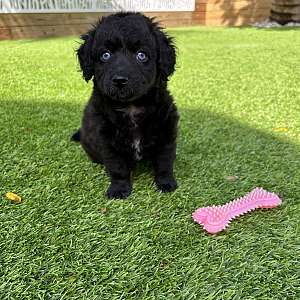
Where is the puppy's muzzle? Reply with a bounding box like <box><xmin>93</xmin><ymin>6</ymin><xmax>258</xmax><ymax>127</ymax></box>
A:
<box><xmin>112</xmin><ymin>75</ymin><xmax>129</xmax><ymax>88</ymax></box>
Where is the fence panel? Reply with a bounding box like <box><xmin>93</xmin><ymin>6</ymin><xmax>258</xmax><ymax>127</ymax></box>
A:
<box><xmin>0</xmin><ymin>0</ymin><xmax>196</xmax><ymax>13</ymax></box>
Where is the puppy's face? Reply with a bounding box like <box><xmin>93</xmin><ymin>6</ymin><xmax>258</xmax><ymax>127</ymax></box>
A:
<box><xmin>93</xmin><ymin>16</ymin><xmax>157</xmax><ymax>101</ymax></box>
<box><xmin>77</xmin><ymin>13</ymin><xmax>176</xmax><ymax>102</ymax></box>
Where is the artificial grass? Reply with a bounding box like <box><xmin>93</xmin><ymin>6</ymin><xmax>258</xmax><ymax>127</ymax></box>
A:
<box><xmin>0</xmin><ymin>26</ymin><xmax>299</xmax><ymax>299</ymax></box>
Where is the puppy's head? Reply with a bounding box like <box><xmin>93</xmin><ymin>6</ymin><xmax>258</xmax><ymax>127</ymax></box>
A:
<box><xmin>77</xmin><ymin>12</ymin><xmax>176</xmax><ymax>102</ymax></box>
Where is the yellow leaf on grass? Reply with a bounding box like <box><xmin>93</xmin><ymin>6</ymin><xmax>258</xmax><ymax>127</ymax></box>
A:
<box><xmin>99</xmin><ymin>207</ymin><xmax>108</xmax><ymax>214</ymax></box>
<box><xmin>273</xmin><ymin>127</ymin><xmax>289</xmax><ymax>132</ymax></box>
<box><xmin>5</xmin><ymin>192</ymin><xmax>22</xmax><ymax>203</ymax></box>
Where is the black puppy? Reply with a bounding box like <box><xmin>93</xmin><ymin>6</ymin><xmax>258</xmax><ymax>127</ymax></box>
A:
<box><xmin>73</xmin><ymin>12</ymin><xmax>179</xmax><ymax>199</ymax></box>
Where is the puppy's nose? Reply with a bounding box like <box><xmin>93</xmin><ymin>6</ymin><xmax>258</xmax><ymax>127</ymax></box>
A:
<box><xmin>112</xmin><ymin>75</ymin><xmax>128</xmax><ymax>87</ymax></box>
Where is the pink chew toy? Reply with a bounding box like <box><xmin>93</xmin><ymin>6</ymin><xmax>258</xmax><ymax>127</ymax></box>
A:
<box><xmin>192</xmin><ymin>188</ymin><xmax>282</xmax><ymax>234</ymax></box>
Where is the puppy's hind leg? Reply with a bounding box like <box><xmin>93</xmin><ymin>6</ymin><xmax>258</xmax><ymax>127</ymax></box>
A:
<box><xmin>71</xmin><ymin>129</ymin><xmax>102</xmax><ymax>164</ymax></box>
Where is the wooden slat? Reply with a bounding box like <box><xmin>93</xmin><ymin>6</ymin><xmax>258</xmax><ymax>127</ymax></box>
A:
<box><xmin>207</xmin><ymin>16</ymin><xmax>267</xmax><ymax>26</ymax></box>
<box><xmin>145</xmin><ymin>11</ymin><xmax>205</xmax><ymax>20</ymax></box>
<box><xmin>271</xmin><ymin>5</ymin><xmax>300</xmax><ymax>15</ymax></box>
<box><xmin>207</xmin><ymin>0</ymin><xmax>270</xmax><ymax>4</ymax></box>
<box><xmin>206</xmin><ymin>9</ymin><xmax>271</xmax><ymax>19</ymax></box>
<box><xmin>144</xmin><ymin>11</ymin><xmax>205</xmax><ymax>26</ymax></box>
<box><xmin>206</xmin><ymin>9</ymin><xmax>271</xmax><ymax>25</ymax></box>
<box><xmin>207</xmin><ymin>1</ymin><xmax>271</xmax><ymax>11</ymax></box>
<box><xmin>270</xmin><ymin>10</ymin><xmax>300</xmax><ymax>23</ymax></box>
<box><xmin>0</xmin><ymin>13</ymin><xmax>108</xmax><ymax>27</ymax></box>
<box><xmin>7</xmin><ymin>23</ymin><xmax>91</xmax><ymax>39</ymax></box>
<box><xmin>271</xmin><ymin>0</ymin><xmax>300</xmax><ymax>5</ymax></box>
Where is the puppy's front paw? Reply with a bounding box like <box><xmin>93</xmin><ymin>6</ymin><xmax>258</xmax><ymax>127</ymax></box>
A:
<box><xmin>155</xmin><ymin>176</ymin><xmax>177</xmax><ymax>193</ymax></box>
<box><xmin>106</xmin><ymin>183</ymin><xmax>132</xmax><ymax>199</ymax></box>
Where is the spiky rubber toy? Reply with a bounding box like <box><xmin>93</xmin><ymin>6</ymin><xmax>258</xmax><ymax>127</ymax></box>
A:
<box><xmin>192</xmin><ymin>188</ymin><xmax>282</xmax><ymax>234</ymax></box>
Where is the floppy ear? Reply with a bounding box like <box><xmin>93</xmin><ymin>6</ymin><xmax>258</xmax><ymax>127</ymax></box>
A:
<box><xmin>153</xmin><ymin>25</ymin><xmax>176</xmax><ymax>81</ymax></box>
<box><xmin>76</xmin><ymin>28</ymin><xmax>96</xmax><ymax>82</ymax></box>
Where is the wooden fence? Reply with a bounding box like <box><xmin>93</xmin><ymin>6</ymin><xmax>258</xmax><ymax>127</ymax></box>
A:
<box><xmin>0</xmin><ymin>0</ymin><xmax>272</xmax><ymax>40</ymax></box>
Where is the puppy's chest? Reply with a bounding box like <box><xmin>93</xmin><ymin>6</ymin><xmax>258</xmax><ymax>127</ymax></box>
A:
<box><xmin>116</xmin><ymin>105</ymin><xmax>146</xmax><ymax>160</ymax></box>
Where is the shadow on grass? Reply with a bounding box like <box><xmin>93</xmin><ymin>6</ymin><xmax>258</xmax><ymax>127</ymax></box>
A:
<box><xmin>1</xmin><ymin>98</ymin><xmax>299</xmax><ymax>299</ymax></box>
<box><xmin>1</xmin><ymin>98</ymin><xmax>299</xmax><ymax>206</ymax></box>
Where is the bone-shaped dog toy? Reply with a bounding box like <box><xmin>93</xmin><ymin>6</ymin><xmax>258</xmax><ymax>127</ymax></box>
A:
<box><xmin>192</xmin><ymin>188</ymin><xmax>282</xmax><ymax>234</ymax></box>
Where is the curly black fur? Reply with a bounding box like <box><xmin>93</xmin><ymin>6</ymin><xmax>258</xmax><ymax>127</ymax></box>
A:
<box><xmin>74</xmin><ymin>12</ymin><xmax>179</xmax><ymax>199</ymax></box>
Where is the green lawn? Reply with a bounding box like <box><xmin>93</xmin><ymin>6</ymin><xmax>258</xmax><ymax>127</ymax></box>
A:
<box><xmin>0</xmin><ymin>27</ymin><xmax>299</xmax><ymax>299</ymax></box>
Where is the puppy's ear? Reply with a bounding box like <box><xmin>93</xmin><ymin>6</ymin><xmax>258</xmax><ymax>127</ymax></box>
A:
<box><xmin>153</xmin><ymin>24</ymin><xmax>176</xmax><ymax>81</ymax></box>
<box><xmin>77</xmin><ymin>28</ymin><xmax>96</xmax><ymax>82</ymax></box>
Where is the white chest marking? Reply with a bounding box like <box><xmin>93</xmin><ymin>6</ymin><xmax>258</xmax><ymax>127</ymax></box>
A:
<box><xmin>116</xmin><ymin>105</ymin><xmax>144</xmax><ymax>160</ymax></box>
<box><xmin>133</xmin><ymin>138</ymin><xmax>142</xmax><ymax>160</ymax></box>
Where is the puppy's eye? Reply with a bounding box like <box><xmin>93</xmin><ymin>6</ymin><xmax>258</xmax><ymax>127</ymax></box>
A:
<box><xmin>101</xmin><ymin>51</ymin><xmax>111</xmax><ymax>62</ymax></box>
<box><xmin>136</xmin><ymin>51</ymin><xmax>148</xmax><ymax>62</ymax></box>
